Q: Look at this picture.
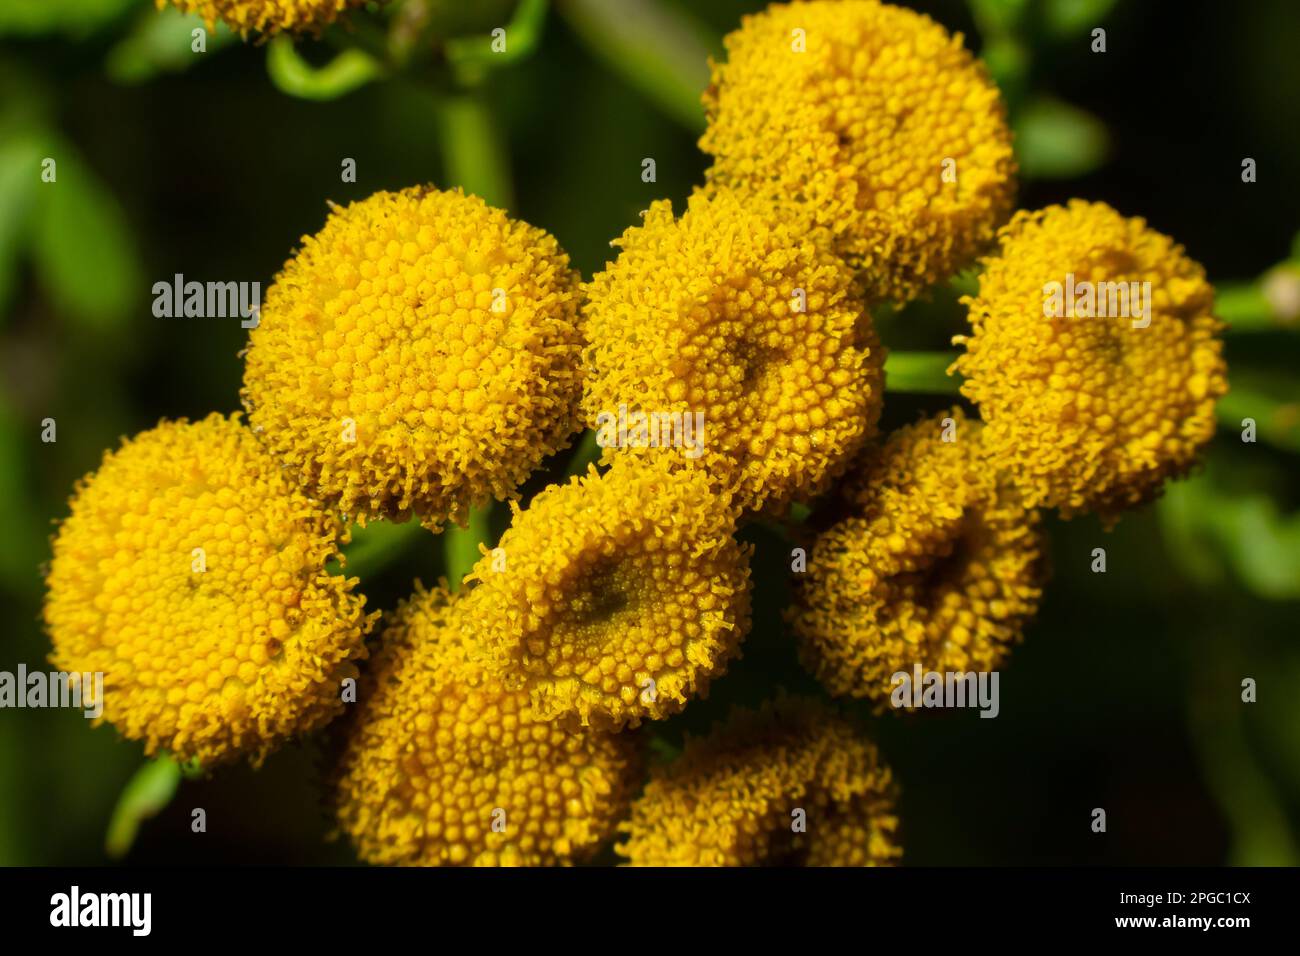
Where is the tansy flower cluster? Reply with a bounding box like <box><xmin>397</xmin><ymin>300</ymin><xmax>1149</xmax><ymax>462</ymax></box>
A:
<box><xmin>161</xmin><ymin>0</ymin><xmax>371</xmax><ymax>35</ymax></box>
<box><xmin>688</xmin><ymin>3</ymin><xmax>1222</xmax><ymax>710</ymax></box>
<box><xmin>42</xmin><ymin>0</ymin><xmax>1230</xmax><ymax>868</ymax></box>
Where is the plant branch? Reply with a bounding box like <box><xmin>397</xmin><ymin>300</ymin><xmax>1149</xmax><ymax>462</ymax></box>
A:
<box><xmin>884</xmin><ymin>350</ymin><xmax>962</xmax><ymax>394</ymax></box>
<box><xmin>444</xmin><ymin>506</ymin><xmax>492</xmax><ymax>590</ymax></box>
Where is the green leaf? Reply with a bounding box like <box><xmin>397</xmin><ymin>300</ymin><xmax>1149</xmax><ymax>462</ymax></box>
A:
<box><xmin>1217</xmin><ymin>386</ymin><xmax>1300</xmax><ymax>454</ymax></box>
<box><xmin>0</xmin><ymin>0</ymin><xmax>137</xmax><ymax>38</ymax></box>
<box><xmin>0</xmin><ymin>398</ymin><xmax>49</xmax><ymax>593</ymax></box>
<box><xmin>1014</xmin><ymin>96</ymin><xmax>1109</xmax><ymax>180</ymax></box>
<box><xmin>561</xmin><ymin>0</ymin><xmax>714</xmax><ymax>132</ymax></box>
<box><xmin>979</xmin><ymin>35</ymin><xmax>1030</xmax><ymax>109</ymax></box>
<box><xmin>1156</xmin><ymin>475</ymin><xmax>1226</xmax><ymax>588</ymax></box>
<box><xmin>1041</xmin><ymin>0</ymin><xmax>1119</xmax><ymax>39</ymax></box>
<box><xmin>1188</xmin><ymin>676</ymin><xmax>1298</xmax><ymax>866</ymax></box>
<box><xmin>425</xmin><ymin>0</ymin><xmax>522</xmax><ymax>38</ymax></box>
<box><xmin>104</xmin><ymin>757</ymin><xmax>183</xmax><ymax>860</ymax></box>
<box><xmin>105</xmin><ymin>9</ymin><xmax>238</xmax><ymax>84</ymax></box>
<box><xmin>0</xmin><ymin>131</ymin><xmax>45</xmax><ymax>316</ymax></box>
<box><xmin>329</xmin><ymin>518</ymin><xmax>426</xmax><ymax>580</ymax></box>
<box><xmin>968</xmin><ymin>0</ymin><xmax>1032</xmax><ymax>36</ymax></box>
<box><xmin>1159</xmin><ymin>471</ymin><xmax>1300</xmax><ymax>601</ymax></box>
<box><xmin>30</xmin><ymin>146</ymin><xmax>142</xmax><ymax>332</ymax></box>
<box><xmin>1229</xmin><ymin>501</ymin><xmax>1300</xmax><ymax>598</ymax></box>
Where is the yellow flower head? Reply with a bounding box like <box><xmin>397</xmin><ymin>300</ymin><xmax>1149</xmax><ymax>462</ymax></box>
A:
<box><xmin>954</xmin><ymin>200</ymin><xmax>1227</xmax><ymax>521</ymax></box>
<box><xmin>330</xmin><ymin>585</ymin><xmax>640</xmax><ymax>866</ymax></box>
<box><xmin>582</xmin><ymin>189</ymin><xmax>884</xmax><ymax>514</ymax></box>
<box><xmin>43</xmin><ymin>413</ymin><xmax>374</xmax><ymax>766</ymax></box>
<box><xmin>462</xmin><ymin>457</ymin><xmax>752</xmax><ymax>730</ymax></box>
<box><xmin>789</xmin><ymin>409</ymin><xmax>1045</xmax><ymax>706</ymax></box>
<box><xmin>617</xmin><ymin>696</ymin><xmax>901</xmax><ymax>866</ymax></box>
<box><xmin>700</xmin><ymin>0</ymin><xmax>1016</xmax><ymax>305</ymax></box>
<box><xmin>161</xmin><ymin>0</ymin><xmax>368</xmax><ymax>35</ymax></box>
<box><xmin>242</xmin><ymin>186</ymin><xmax>584</xmax><ymax>530</ymax></box>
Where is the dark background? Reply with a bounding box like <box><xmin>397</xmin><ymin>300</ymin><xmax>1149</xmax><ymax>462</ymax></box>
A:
<box><xmin>1</xmin><ymin>0</ymin><xmax>1298</xmax><ymax>865</ymax></box>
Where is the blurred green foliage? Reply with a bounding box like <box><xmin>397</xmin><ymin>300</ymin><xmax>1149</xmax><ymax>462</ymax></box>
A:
<box><xmin>106</xmin><ymin>10</ymin><xmax>237</xmax><ymax>83</ymax></box>
<box><xmin>1</xmin><ymin>0</ymin><xmax>1298</xmax><ymax>867</ymax></box>
<box><xmin>0</xmin><ymin>0</ymin><xmax>138</xmax><ymax>39</ymax></box>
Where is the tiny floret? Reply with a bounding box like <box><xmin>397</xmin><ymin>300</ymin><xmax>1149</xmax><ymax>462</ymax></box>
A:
<box><xmin>161</xmin><ymin>0</ymin><xmax>369</xmax><ymax>35</ymax></box>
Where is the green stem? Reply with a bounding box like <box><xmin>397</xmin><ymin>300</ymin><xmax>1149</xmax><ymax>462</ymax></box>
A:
<box><xmin>444</xmin><ymin>0</ymin><xmax>550</xmax><ymax>83</ymax></box>
<box><xmin>884</xmin><ymin>350</ymin><xmax>962</xmax><ymax>394</ymax></box>
<box><xmin>445</xmin><ymin>506</ymin><xmax>492</xmax><ymax>590</ymax></box>
<box><xmin>1217</xmin><ymin>277</ymin><xmax>1300</xmax><ymax>332</ymax></box>
<box><xmin>565</xmin><ymin>429</ymin><xmax>602</xmax><ymax>477</ymax></box>
<box><xmin>433</xmin><ymin>90</ymin><xmax>514</xmax><ymax>208</ymax></box>
<box><xmin>265</xmin><ymin>36</ymin><xmax>385</xmax><ymax>101</ymax></box>
<box><xmin>1216</xmin><ymin>282</ymin><xmax>1275</xmax><ymax>331</ymax></box>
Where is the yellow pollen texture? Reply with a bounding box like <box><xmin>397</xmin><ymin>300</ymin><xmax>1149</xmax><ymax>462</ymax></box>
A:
<box><xmin>461</xmin><ymin>458</ymin><xmax>753</xmax><ymax>730</ymax></box>
<box><xmin>242</xmin><ymin>186</ymin><xmax>584</xmax><ymax>530</ymax></box>
<box><xmin>161</xmin><ymin>0</ymin><xmax>369</xmax><ymax>35</ymax></box>
<box><xmin>582</xmin><ymin>188</ymin><xmax>884</xmax><ymax>515</ymax></box>
<box><xmin>700</xmin><ymin>0</ymin><xmax>1016</xmax><ymax>305</ymax></box>
<box><xmin>43</xmin><ymin>413</ymin><xmax>375</xmax><ymax>766</ymax></box>
<box><xmin>617</xmin><ymin>696</ymin><xmax>901</xmax><ymax>866</ymax></box>
<box><xmin>954</xmin><ymin>200</ymin><xmax>1228</xmax><ymax>522</ymax></box>
<box><xmin>789</xmin><ymin>410</ymin><xmax>1045</xmax><ymax>708</ymax></box>
<box><xmin>330</xmin><ymin>585</ymin><xmax>640</xmax><ymax>866</ymax></box>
